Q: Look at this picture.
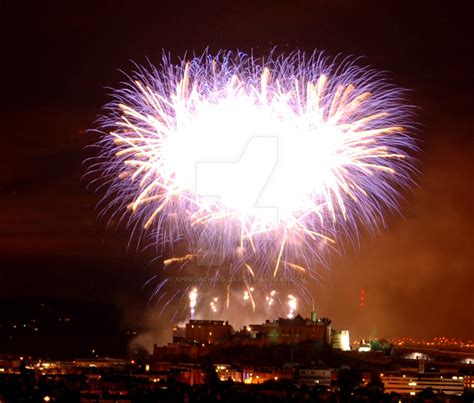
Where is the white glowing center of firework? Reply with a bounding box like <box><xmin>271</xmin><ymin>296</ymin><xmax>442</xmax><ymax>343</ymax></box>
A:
<box><xmin>163</xmin><ymin>98</ymin><xmax>337</xmax><ymax>224</ymax></box>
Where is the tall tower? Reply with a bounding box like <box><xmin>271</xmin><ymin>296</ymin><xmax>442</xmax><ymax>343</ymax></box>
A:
<box><xmin>359</xmin><ymin>288</ymin><xmax>366</xmax><ymax>309</ymax></box>
<box><xmin>311</xmin><ymin>300</ymin><xmax>317</xmax><ymax>322</ymax></box>
<box><xmin>358</xmin><ymin>288</ymin><xmax>370</xmax><ymax>340</ymax></box>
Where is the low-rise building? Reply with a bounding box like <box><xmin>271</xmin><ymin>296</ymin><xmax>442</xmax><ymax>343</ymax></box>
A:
<box><xmin>214</xmin><ymin>364</ymin><xmax>242</xmax><ymax>382</ymax></box>
<box><xmin>381</xmin><ymin>372</ymin><xmax>465</xmax><ymax>396</ymax></box>
<box><xmin>242</xmin><ymin>367</ymin><xmax>293</xmax><ymax>384</ymax></box>
<box><xmin>297</xmin><ymin>363</ymin><xmax>332</xmax><ymax>387</ymax></box>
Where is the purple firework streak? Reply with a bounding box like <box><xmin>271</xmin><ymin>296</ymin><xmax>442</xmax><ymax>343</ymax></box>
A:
<box><xmin>88</xmin><ymin>50</ymin><xmax>416</xmax><ymax>321</ymax></box>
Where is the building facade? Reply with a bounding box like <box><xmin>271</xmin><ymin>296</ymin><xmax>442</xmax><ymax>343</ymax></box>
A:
<box><xmin>248</xmin><ymin>314</ymin><xmax>331</xmax><ymax>344</ymax></box>
<box><xmin>185</xmin><ymin>320</ymin><xmax>233</xmax><ymax>345</ymax></box>
<box><xmin>381</xmin><ymin>372</ymin><xmax>465</xmax><ymax>396</ymax></box>
<box><xmin>297</xmin><ymin>368</ymin><xmax>332</xmax><ymax>387</ymax></box>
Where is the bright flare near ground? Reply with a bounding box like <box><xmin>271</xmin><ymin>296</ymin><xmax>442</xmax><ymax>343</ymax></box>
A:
<box><xmin>92</xmin><ymin>50</ymin><xmax>416</xmax><ymax>320</ymax></box>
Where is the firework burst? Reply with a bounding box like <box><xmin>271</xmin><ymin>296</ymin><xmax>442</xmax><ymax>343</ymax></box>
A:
<box><xmin>89</xmin><ymin>50</ymin><xmax>416</xmax><ymax>320</ymax></box>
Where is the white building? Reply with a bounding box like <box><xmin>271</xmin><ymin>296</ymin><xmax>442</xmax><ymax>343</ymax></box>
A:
<box><xmin>331</xmin><ymin>330</ymin><xmax>351</xmax><ymax>351</ymax></box>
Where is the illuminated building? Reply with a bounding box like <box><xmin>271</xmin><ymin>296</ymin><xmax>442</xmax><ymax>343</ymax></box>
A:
<box><xmin>404</xmin><ymin>351</ymin><xmax>429</xmax><ymax>361</ymax></box>
<box><xmin>247</xmin><ymin>313</ymin><xmax>331</xmax><ymax>344</ymax></box>
<box><xmin>357</xmin><ymin>340</ymin><xmax>371</xmax><ymax>352</ymax></box>
<box><xmin>185</xmin><ymin>320</ymin><xmax>233</xmax><ymax>345</ymax></box>
<box><xmin>242</xmin><ymin>367</ymin><xmax>293</xmax><ymax>384</ymax></box>
<box><xmin>464</xmin><ymin>375</ymin><xmax>474</xmax><ymax>389</ymax></box>
<box><xmin>381</xmin><ymin>372</ymin><xmax>465</xmax><ymax>396</ymax></box>
<box><xmin>297</xmin><ymin>367</ymin><xmax>332</xmax><ymax>387</ymax></box>
<box><xmin>215</xmin><ymin>364</ymin><xmax>243</xmax><ymax>382</ymax></box>
<box><xmin>331</xmin><ymin>330</ymin><xmax>350</xmax><ymax>351</ymax></box>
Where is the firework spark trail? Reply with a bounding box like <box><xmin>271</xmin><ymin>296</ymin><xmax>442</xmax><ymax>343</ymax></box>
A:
<box><xmin>90</xmin><ymin>50</ymin><xmax>416</xmax><ymax>320</ymax></box>
<box><xmin>188</xmin><ymin>287</ymin><xmax>198</xmax><ymax>319</ymax></box>
<box><xmin>209</xmin><ymin>297</ymin><xmax>219</xmax><ymax>317</ymax></box>
<box><xmin>287</xmin><ymin>294</ymin><xmax>298</xmax><ymax>319</ymax></box>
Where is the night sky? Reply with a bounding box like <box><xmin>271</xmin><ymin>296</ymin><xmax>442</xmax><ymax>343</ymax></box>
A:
<box><xmin>1</xmin><ymin>0</ymin><xmax>473</xmax><ymax>346</ymax></box>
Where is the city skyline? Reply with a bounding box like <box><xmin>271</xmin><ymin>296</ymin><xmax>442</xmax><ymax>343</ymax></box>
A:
<box><xmin>0</xmin><ymin>0</ymin><xmax>473</xmax><ymax>349</ymax></box>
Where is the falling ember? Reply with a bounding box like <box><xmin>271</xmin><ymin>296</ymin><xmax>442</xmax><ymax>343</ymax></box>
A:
<box><xmin>163</xmin><ymin>254</ymin><xmax>195</xmax><ymax>267</ymax></box>
<box><xmin>210</xmin><ymin>297</ymin><xmax>218</xmax><ymax>314</ymax></box>
<box><xmin>189</xmin><ymin>287</ymin><xmax>198</xmax><ymax>319</ymax></box>
<box><xmin>243</xmin><ymin>287</ymin><xmax>256</xmax><ymax>312</ymax></box>
<box><xmin>266</xmin><ymin>290</ymin><xmax>276</xmax><ymax>307</ymax></box>
<box><xmin>287</xmin><ymin>294</ymin><xmax>298</xmax><ymax>319</ymax></box>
